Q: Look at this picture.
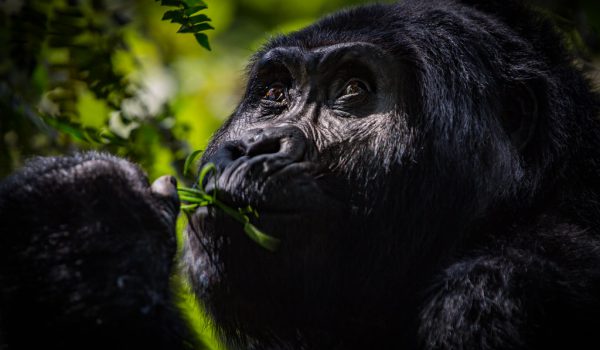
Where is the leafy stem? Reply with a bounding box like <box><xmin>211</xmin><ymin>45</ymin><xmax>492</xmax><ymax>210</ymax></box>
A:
<box><xmin>177</xmin><ymin>154</ymin><xmax>280</xmax><ymax>252</ymax></box>
<box><xmin>156</xmin><ymin>0</ymin><xmax>213</xmax><ymax>50</ymax></box>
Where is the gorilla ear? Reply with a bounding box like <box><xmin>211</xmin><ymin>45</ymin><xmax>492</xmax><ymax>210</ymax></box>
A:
<box><xmin>501</xmin><ymin>81</ymin><xmax>541</xmax><ymax>151</ymax></box>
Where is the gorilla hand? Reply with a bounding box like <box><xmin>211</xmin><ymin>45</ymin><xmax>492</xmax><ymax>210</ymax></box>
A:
<box><xmin>0</xmin><ymin>152</ymin><xmax>191</xmax><ymax>350</ymax></box>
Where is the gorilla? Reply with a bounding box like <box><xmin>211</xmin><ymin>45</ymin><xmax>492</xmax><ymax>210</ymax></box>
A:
<box><xmin>1</xmin><ymin>0</ymin><xmax>600</xmax><ymax>349</ymax></box>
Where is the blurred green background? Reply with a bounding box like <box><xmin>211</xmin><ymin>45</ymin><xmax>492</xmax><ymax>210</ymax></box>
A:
<box><xmin>1</xmin><ymin>0</ymin><xmax>599</xmax><ymax>348</ymax></box>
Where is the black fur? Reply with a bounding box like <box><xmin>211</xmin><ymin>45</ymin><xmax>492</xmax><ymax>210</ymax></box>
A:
<box><xmin>186</xmin><ymin>1</ymin><xmax>600</xmax><ymax>349</ymax></box>
<box><xmin>0</xmin><ymin>153</ymin><xmax>192</xmax><ymax>349</ymax></box>
<box><xmin>2</xmin><ymin>1</ymin><xmax>600</xmax><ymax>349</ymax></box>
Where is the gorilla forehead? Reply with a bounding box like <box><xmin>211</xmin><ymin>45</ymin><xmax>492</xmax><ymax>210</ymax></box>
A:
<box><xmin>258</xmin><ymin>0</ymin><xmax>539</xmax><ymax>78</ymax></box>
<box><xmin>255</xmin><ymin>42</ymin><xmax>393</xmax><ymax>73</ymax></box>
<box><xmin>258</xmin><ymin>3</ymin><xmax>401</xmax><ymax>53</ymax></box>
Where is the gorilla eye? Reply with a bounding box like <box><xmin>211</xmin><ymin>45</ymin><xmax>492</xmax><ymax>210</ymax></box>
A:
<box><xmin>263</xmin><ymin>83</ymin><xmax>287</xmax><ymax>103</ymax></box>
<box><xmin>341</xmin><ymin>79</ymin><xmax>368</xmax><ymax>97</ymax></box>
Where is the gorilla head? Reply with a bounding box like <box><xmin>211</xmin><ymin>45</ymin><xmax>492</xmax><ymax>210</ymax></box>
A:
<box><xmin>184</xmin><ymin>1</ymin><xmax>600</xmax><ymax>348</ymax></box>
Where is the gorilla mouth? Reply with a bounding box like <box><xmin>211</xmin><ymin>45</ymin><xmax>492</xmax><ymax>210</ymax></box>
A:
<box><xmin>203</xmin><ymin>160</ymin><xmax>321</xmax><ymax>214</ymax></box>
<box><xmin>189</xmin><ymin>143</ymin><xmax>345</xmax><ymax>251</ymax></box>
<box><xmin>199</xmin><ymin>126</ymin><xmax>331</xmax><ymax>216</ymax></box>
<box><xmin>195</xmin><ymin>162</ymin><xmax>332</xmax><ymax>253</ymax></box>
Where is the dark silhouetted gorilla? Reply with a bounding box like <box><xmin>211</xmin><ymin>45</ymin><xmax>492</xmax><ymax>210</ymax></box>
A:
<box><xmin>2</xmin><ymin>1</ymin><xmax>600</xmax><ymax>349</ymax></box>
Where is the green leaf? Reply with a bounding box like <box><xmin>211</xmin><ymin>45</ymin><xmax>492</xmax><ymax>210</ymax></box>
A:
<box><xmin>198</xmin><ymin>162</ymin><xmax>217</xmax><ymax>193</ymax></box>
<box><xmin>162</xmin><ymin>10</ymin><xmax>183</xmax><ymax>22</ymax></box>
<box><xmin>181</xmin><ymin>204</ymin><xmax>200</xmax><ymax>211</ymax></box>
<box><xmin>45</xmin><ymin>118</ymin><xmax>87</xmax><ymax>141</ymax></box>
<box><xmin>42</xmin><ymin>116</ymin><xmax>126</xmax><ymax>146</ymax></box>
<box><xmin>177</xmin><ymin>162</ymin><xmax>280</xmax><ymax>252</ymax></box>
<box><xmin>183</xmin><ymin>5</ymin><xmax>207</xmax><ymax>16</ymax></box>
<box><xmin>98</xmin><ymin>130</ymin><xmax>127</xmax><ymax>146</ymax></box>
<box><xmin>160</xmin><ymin>0</ymin><xmax>182</xmax><ymax>7</ymax></box>
<box><xmin>177</xmin><ymin>187</ymin><xmax>207</xmax><ymax>197</ymax></box>
<box><xmin>178</xmin><ymin>198</ymin><xmax>211</xmax><ymax>206</ymax></box>
<box><xmin>188</xmin><ymin>14</ymin><xmax>211</xmax><ymax>24</ymax></box>
<box><xmin>182</xmin><ymin>0</ymin><xmax>207</xmax><ymax>8</ymax></box>
<box><xmin>83</xmin><ymin>127</ymin><xmax>103</xmax><ymax>143</ymax></box>
<box><xmin>178</xmin><ymin>22</ymin><xmax>214</xmax><ymax>33</ymax></box>
<box><xmin>243</xmin><ymin>223</ymin><xmax>281</xmax><ymax>252</ymax></box>
<box><xmin>183</xmin><ymin>149</ymin><xmax>204</xmax><ymax>176</ymax></box>
<box><xmin>194</xmin><ymin>33</ymin><xmax>211</xmax><ymax>50</ymax></box>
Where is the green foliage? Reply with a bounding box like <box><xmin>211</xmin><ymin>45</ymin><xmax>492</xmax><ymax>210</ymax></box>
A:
<box><xmin>183</xmin><ymin>149</ymin><xmax>205</xmax><ymax>176</ymax></box>
<box><xmin>178</xmin><ymin>153</ymin><xmax>280</xmax><ymax>252</ymax></box>
<box><xmin>43</xmin><ymin>117</ymin><xmax>126</xmax><ymax>146</ymax></box>
<box><xmin>0</xmin><ymin>0</ymin><xmax>215</xmax><ymax>179</ymax></box>
<box><xmin>158</xmin><ymin>0</ymin><xmax>213</xmax><ymax>50</ymax></box>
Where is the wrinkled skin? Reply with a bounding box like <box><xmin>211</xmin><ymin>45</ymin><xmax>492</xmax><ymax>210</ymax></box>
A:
<box><xmin>2</xmin><ymin>1</ymin><xmax>600</xmax><ymax>350</ymax></box>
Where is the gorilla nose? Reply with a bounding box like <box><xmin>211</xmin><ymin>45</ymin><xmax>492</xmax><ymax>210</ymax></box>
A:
<box><xmin>239</xmin><ymin>126</ymin><xmax>308</xmax><ymax>161</ymax></box>
<box><xmin>212</xmin><ymin>126</ymin><xmax>310</xmax><ymax>166</ymax></box>
<box><xmin>204</xmin><ymin>126</ymin><xmax>313</xmax><ymax>192</ymax></box>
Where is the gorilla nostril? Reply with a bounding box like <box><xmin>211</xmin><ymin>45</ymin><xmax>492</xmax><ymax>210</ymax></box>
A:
<box><xmin>230</xmin><ymin>144</ymin><xmax>245</xmax><ymax>160</ymax></box>
<box><xmin>229</xmin><ymin>127</ymin><xmax>308</xmax><ymax>162</ymax></box>
<box><xmin>246</xmin><ymin>137</ymin><xmax>281</xmax><ymax>157</ymax></box>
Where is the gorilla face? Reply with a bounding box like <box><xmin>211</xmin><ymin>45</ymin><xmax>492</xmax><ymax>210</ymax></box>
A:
<box><xmin>185</xmin><ymin>40</ymin><xmax>413</xmax><ymax>329</ymax></box>
<box><xmin>184</xmin><ymin>1</ymin><xmax>562</xmax><ymax>344</ymax></box>
<box><xmin>184</xmin><ymin>41</ymin><xmax>418</xmax><ymax>334</ymax></box>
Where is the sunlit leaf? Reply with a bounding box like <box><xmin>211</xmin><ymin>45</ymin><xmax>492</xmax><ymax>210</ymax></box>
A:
<box><xmin>182</xmin><ymin>0</ymin><xmax>207</xmax><ymax>9</ymax></box>
<box><xmin>198</xmin><ymin>162</ymin><xmax>217</xmax><ymax>192</ymax></box>
<box><xmin>178</xmin><ymin>22</ymin><xmax>214</xmax><ymax>33</ymax></box>
<box><xmin>178</xmin><ymin>162</ymin><xmax>280</xmax><ymax>251</ymax></box>
<box><xmin>188</xmin><ymin>14</ymin><xmax>211</xmax><ymax>24</ymax></box>
<box><xmin>183</xmin><ymin>149</ymin><xmax>204</xmax><ymax>176</ymax></box>
<box><xmin>160</xmin><ymin>0</ymin><xmax>181</xmax><ymax>7</ymax></box>
<box><xmin>194</xmin><ymin>33</ymin><xmax>211</xmax><ymax>50</ymax></box>
<box><xmin>156</xmin><ymin>0</ymin><xmax>211</xmax><ymax>51</ymax></box>
<box><xmin>183</xmin><ymin>5</ymin><xmax>207</xmax><ymax>16</ymax></box>
<box><xmin>162</xmin><ymin>10</ymin><xmax>183</xmax><ymax>22</ymax></box>
<box><xmin>45</xmin><ymin>117</ymin><xmax>88</xmax><ymax>142</ymax></box>
<box><xmin>244</xmin><ymin>223</ymin><xmax>280</xmax><ymax>252</ymax></box>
